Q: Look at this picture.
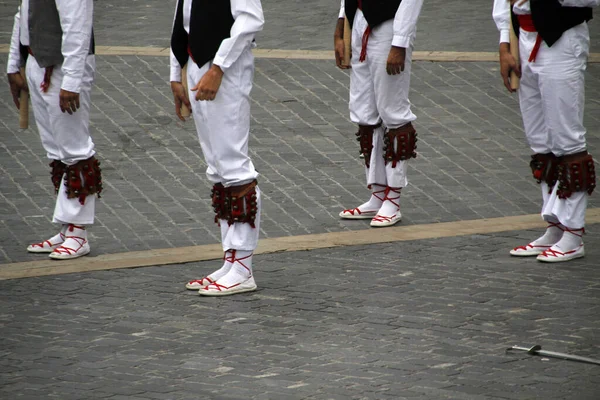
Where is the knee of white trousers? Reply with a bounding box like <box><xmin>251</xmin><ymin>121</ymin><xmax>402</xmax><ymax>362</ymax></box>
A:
<box><xmin>220</xmin><ymin>187</ymin><xmax>261</xmax><ymax>251</ymax></box>
<box><xmin>378</xmin><ymin>99</ymin><xmax>416</xmax><ymax>130</ymax></box>
<box><xmin>349</xmin><ymin>103</ymin><xmax>380</xmax><ymax>126</ymax></box>
<box><xmin>204</xmin><ymin>155</ymin><xmax>258</xmax><ymax>187</ymax></box>
<box><xmin>52</xmin><ymin>179</ymin><xmax>96</xmax><ymax>225</ymax></box>
<box><xmin>219</xmin><ymin>161</ymin><xmax>259</xmax><ymax>188</ymax></box>
<box><xmin>349</xmin><ymin>65</ymin><xmax>379</xmax><ymax>125</ymax></box>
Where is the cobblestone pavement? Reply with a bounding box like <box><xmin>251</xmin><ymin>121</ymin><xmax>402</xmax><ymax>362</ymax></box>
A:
<box><xmin>1</xmin><ymin>1</ymin><xmax>600</xmax><ymax>399</ymax></box>
<box><xmin>1</xmin><ymin>232</ymin><xmax>599</xmax><ymax>400</ymax></box>
<box><xmin>1</xmin><ymin>57</ymin><xmax>599</xmax><ymax>263</ymax></box>
<box><xmin>1</xmin><ymin>1</ymin><xmax>599</xmax><ymax>52</ymax></box>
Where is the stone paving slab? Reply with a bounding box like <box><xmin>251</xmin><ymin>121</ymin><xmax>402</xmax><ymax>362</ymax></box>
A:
<box><xmin>0</xmin><ymin>229</ymin><xmax>598</xmax><ymax>400</ymax></box>
<box><xmin>3</xmin><ymin>210</ymin><xmax>600</xmax><ymax>281</ymax></box>
<box><xmin>1</xmin><ymin>2</ymin><xmax>600</xmax><ymax>399</ymax></box>
<box><xmin>1</xmin><ymin>57</ymin><xmax>600</xmax><ymax>263</ymax></box>
<box><xmin>1</xmin><ymin>1</ymin><xmax>599</xmax><ymax>53</ymax></box>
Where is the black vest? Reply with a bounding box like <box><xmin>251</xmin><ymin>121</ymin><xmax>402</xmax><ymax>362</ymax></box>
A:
<box><xmin>171</xmin><ymin>0</ymin><xmax>234</xmax><ymax>68</ymax></box>
<box><xmin>19</xmin><ymin>0</ymin><xmax>95</xmax><ymax>68</ymax></box>
<box><xmin>345</xmin><ymin>0</ymin><xmax>402</xmax><ymax>28</ymax></box>
<box><xmin>511</xmin><ymin>0</ymin><xmax>592</xmax><ymax>47</ymax></box>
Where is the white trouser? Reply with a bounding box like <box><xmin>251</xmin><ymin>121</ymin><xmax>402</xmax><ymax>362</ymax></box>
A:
<box><xmin>518</xmin><ymin>23</ymin><xmax>590</xmax><ymax>228</ymax></box>
<box><xmin>26</xmin><ymin>54</ymin><xmax>96</xmax><ymax>225</ymax></box>
<box><xmin>349</xmin><ymin>10</ymin><xmax>415</xmax><ymax>189</ymax></box>
<box><xmin>186</xmin><ymin>48</ymin><xmax>260</xmax><ymax>251</ymax></box>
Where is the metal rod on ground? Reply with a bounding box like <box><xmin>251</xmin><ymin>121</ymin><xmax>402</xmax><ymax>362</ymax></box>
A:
<box><xmin>507</xmin><ymin>345</ymin><xmax>600</xmax><ymax>366</ymax></box>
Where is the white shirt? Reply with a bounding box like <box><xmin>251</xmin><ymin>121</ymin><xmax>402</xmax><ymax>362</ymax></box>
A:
<box><xmin>493</xmin><ymin>0</ymin><xmax>600</xmax><ymax>44</ymax></box>
<box><xmin>7</xmin><ymin>0</ymin><xmax>94</xmax><ymax>93</ymax></box>
<box><xmin>7</xmin><ymin>0</ymin><xmax>93</xmax><ymax>93</ymax></box>
<box><xmin>338</xmin><ymin>0</ymin><xmax>424</xmax><ymax>48</ymax></box>
<box><xmin>169</xmin><ymin>0</ymin><xmax>265</xmax><ymax>82</ymax></box>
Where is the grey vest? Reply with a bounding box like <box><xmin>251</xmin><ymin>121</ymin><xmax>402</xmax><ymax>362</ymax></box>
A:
<box><xmin>27</xmin><ymin>0</ymin><xmax>94</xmax><ymax>68</ymax></box>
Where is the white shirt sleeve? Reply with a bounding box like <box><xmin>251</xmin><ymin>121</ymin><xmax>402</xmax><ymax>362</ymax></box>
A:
<box><xmin>339</xmin><ymin>0</ymin><xmax>345</xmax><ymax>18</ymax></box>
<box><xmin>212</xmin><ymin>0</ymin><xmax>265</xmax><ymax>71</ymax></box>
<box><xmin>559</xmin><ymin>0</ymin><xmax>600</xmax><ymax>6</ymax></box>
<box><xmin>391</xmin><ymin>0</ymin><xmax>424</xmax><ymax>48</ymax></box>
<box><xmin>55</xmin><ymin>0</ymin><xmax>94</xmax><ymax>93</ymax></box>
<box><xmin>170</xmin><ymin>50</ymin><xmax>182</xmax><ymax>83</ymax></box>
<box><xmin>492</xmin><ymin>0</ymin><xmax>511</xmax><ymax>44</ymax></box>
<box><xmin>169</xmin><ymin>0</ymin><xmax>183</xmax><ymax>83</ymax></box>
<box><xmin>7</xmin><ymin>9</ymin><xmax>21</xmax><ymax>75</ymax></box>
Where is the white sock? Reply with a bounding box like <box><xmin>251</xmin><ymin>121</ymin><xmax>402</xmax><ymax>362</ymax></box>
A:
<box><xmin>531</xmin><ymin>220</ymin><xmax>563</xmax><ymax>246</ymax></box>
<box><xmin>376</xmin><ymin>187</ymin><xmax>401</xmax><ymax>217</ymax></box>
<box><xmin>356</xmin><ymin>184</ymin><xmax>386</xmax><ymax>211</ymax></box>
<box><xmin>216</xmin><ymin>250</ymin><xmax>253</xmax><ymax>287</ymax></box>
<box><xmin>552</xmin><ymin>227</ymin><xmax>584</xmax><ymax>252</ymax></box>
<box><xmin>47</xmin><ymin>225</ymin><xmax>67</xmax><ymax>244</ymax></box>
<box><xmin>207</xmin><ymin>250</ymin><xmax>235</xmax><ymax>281</ymax></box>
<box><xmin>61</xmin><ymin>224</ymin><xmax>87</xmax><ymax>247</ymax></box>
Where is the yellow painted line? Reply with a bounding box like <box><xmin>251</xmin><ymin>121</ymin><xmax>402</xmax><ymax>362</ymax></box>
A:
<box><xmin>1</xmin><ymin>45</ymin><xmax>598</xmax><ymax>62</ymax></box>
<box><xmin>2</xmin><ymin>208</ymin><xmax>600</xmax><ymax>281</ymax></box>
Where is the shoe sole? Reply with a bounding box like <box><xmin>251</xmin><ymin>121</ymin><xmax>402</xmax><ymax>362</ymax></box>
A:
<box><xmin>339</xmin><ymin>212</ymin><xmax>377</xmax><ymax>220</ymax></box>
<box><xmin>537</xmin><ymin>252</ymin><xmax>585</xmax><ymax>263</ymax></box>
<box><xmin>199</xmin><ymin>285</ymin><xmax>257</xmax><ymax>297</ymax></box>
<box><xmin>27</xmin><ymin>247</ymin><xmax>59</xmax><ymax>253</ymax></box>
<box><xmin>370</xmin><ymin>216</ymin><xmax>402</xmax><ymax>228</ymax></box>
<box><xmin>509</xmin><ymin>250</ymin><xmax>546</xmax><ymax>257</ymax></box>
<box><xmin>49</xmin><ymin>246</ymin><xmax>91</xmax><ymax>260</ymax></box>
<box><xmin>186</xmin><ymin>284</ymin><xmax>210</xmax><ymax>290</ymax></box>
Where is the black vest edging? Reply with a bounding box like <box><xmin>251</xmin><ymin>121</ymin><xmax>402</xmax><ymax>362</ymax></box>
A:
<box><xmin>345</xmin><ymin>0</ymin><xmax>402</xmax><ymax>28</ymax></box>
<box><xmin>171</xmin><ymin>0</ymin><xmax>234</xmax><ymax>69</ymax></box>
<box><xmin>511</xmin><ymin>0</ymin><xmax>592</xmax><ymax>47</ymax></box>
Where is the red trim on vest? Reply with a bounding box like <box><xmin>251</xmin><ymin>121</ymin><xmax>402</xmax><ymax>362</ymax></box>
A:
<box><xmin>187</xmin><ymin>39</ymin><xmax>196</xmax><ymax>64</ymax></box>
<box><xmin>26</xmin><ymin>46</ymin><xmax>54</xmax><ymax>92</ymax></box>
<box><xmin>357</xmin><ymin>0</ymin><xmax>371</xmax><ymax>63</ymax></box>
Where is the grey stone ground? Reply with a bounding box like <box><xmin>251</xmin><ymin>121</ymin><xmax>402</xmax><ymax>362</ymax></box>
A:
<box><xmin>1</xmin><ymin>1</ymin><xmax>600</xmax><ymax>399</ymax></box>
<box><xmin>1</xmin><ymin>1</ymin><xmax>599</xmax><ymax>52</ymax></box>
<box><xmin>1</xmin><ymin>233</ymin><xmax>599</xmax><ymax>400</ymax></box>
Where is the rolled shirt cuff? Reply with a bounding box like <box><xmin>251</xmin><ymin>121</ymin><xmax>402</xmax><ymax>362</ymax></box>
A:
<box><xmin>7</xmin><ymin>60</ymin><xmax>21</xmax><ymax>74</ymax></box>
<box><xmin>170</xmin><ymin>68</ymin><xmax>182</xmax><ymax>83</ymax></box>
<box><xmin>499</xmin><ymin>29</ymin><xmax>510</xmax><ymax>44</ymax></box>
<box><xmin>61</xmin><ymin>75</ymin><xmax>82</xmax><ymax>93</ymax></box>
<box><xmin>211</xmin><ymin>57</ymin><xmax>229</xmax><ymax>72</ymax></box>
<box><xmin>391</xmin><ymin>35</ymin><xmax>411</xmax><ymax>49</ymax></box>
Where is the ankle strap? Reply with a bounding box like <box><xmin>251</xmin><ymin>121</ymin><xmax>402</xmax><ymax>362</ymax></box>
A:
<box><xmin>547</xmin><ymin>221</ymin><xmax>564</xmax><ymax>230</ymax></box>
<box><xmin>564</xmin><ymin>227</ymin><xmax>585</xmax><ymax>237</ymax></box>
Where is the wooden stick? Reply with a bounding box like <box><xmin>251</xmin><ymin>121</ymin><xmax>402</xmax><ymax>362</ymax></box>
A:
<box><xmin>19</xmin><ymin>67</ymin><xmax>29</xmax><ymax>129</ymax></box>
<box><xmin>180</xmin><ymin>64</ymin><xmax>191</xmax><ymax>118</ymax></box>
<box><xmin>343</xmin><ymin>17</ymin><xmax>351</xmax><ymax>67</ymax></box>
<box><xmin>509</xmin><ymin>10</ymin><xmax>520</xmax><ymax>90</ymax></box>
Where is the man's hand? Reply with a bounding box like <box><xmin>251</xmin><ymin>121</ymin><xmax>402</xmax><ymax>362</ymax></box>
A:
<box><xmin>335</xmin><ymin>37</ymin><xmax>351</xmax><ymax>69</ymax></box>
<box><xmin>59</xmin><ymin>89</ymin><xmax>80</xmax><ymax>114</ymax></box>
<box><xmin>7</xmin><ymin>72</ymin><xmax>28</xmax><ymax>109</ymax></box>
<box><xmin>171</xmin><ymin>81</ymin><xmax>192</xmax><ymax>121</ymax></box>
<box><xmin>191</xmin><ymin>65</ymin><xmax>224</xmax><ymax>101</ymax></box>
<box><xmin>499</xmin><ymin>42</ymin><xmax>521</xmax><ymax>93</ymax></box>
<box><xmin>334</xmin><ymin>18</ymin><xmax>350</xmax><ymax>69</ymax></box>
<box><xmin>386</xmin><ymin>46</ymin><xmax>406</xmax><ymax>75</ymax></box>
